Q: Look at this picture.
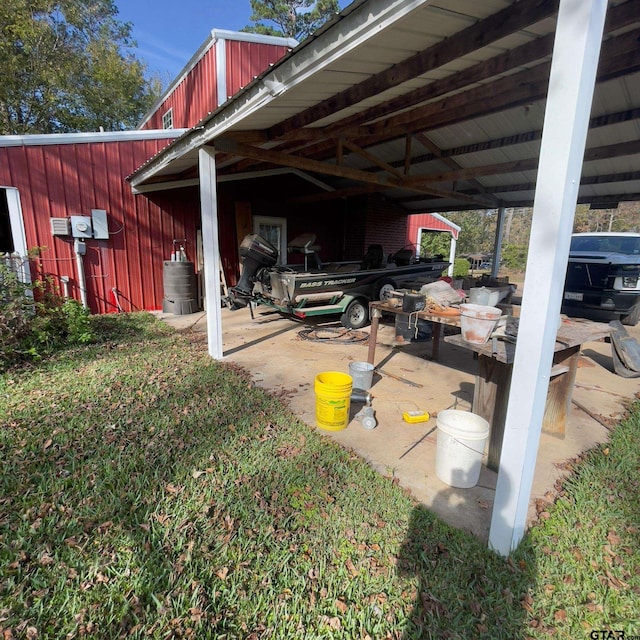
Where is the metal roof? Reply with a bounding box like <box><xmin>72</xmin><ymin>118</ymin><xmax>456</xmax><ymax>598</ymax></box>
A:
<box><xmin>128</xmin><ymin>0</ymin><xmax>640</xmax><ymax>213</ymax></box>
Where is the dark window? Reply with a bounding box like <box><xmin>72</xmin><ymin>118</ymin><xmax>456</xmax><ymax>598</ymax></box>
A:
<box><xmin>0</xmin><ymin>189</ymin><xmax>14</xmax><ymax>253</ymax></box>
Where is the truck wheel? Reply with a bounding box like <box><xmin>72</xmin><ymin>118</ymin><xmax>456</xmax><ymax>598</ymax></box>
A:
<box><xmin>621</xmin><ymin>301</ymin><xmax>640</xmax><ymax>326</ymax></box>
<box><xmin>374</xmin><ymin>277</ymin><xmax>397</xmax><ymax>301</ymax></box>
<box><xmin>340</xmin><ymin>298</ymin><xmax>369</xmax><ymax>329</ymax></box>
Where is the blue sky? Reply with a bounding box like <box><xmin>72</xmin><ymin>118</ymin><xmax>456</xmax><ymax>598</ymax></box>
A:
<box><xmin>114</xmin><ymin>1</ymin><xmax>349</xmax><ymax>88</ymax></box>
<box><xmin>114</xmin><ymin>1</ymin><xmax>253</xmax><ymax>86</ymax></box>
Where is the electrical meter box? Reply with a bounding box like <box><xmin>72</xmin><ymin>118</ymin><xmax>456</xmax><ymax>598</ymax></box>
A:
<box><xmin>91</xmin><ymin>209</ymin><xmax>109</xmax><ymax>240</ymax></box>
<box><xmin>70</xmin><ymin>215</ymin><xmax>93</xmax><ymax>239</ymax></box>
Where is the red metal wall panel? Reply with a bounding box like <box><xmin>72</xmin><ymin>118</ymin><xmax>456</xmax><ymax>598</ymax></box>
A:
<box><xmin>0</xmin><ymin>140</ymin><xmax>200</xmax><ymax>314</ymax></box>
<box><xmin>140</xmin><ymin>39</ymin><xmax>291</xmax><ymax>131</ymax></box>
<box><xmin>406</xmin><ymin>213</ymin><xmax>460</xmax><ymax>247</ymax></box>
<box><xmin>142</xmin><ymin>44</ymin><xmax>219</xmax><ymax>130</ymax></box>
<box><xmin>225</xmin><ymin>40</ymin><xmax>291</xmax><ymax>99</ymax></box>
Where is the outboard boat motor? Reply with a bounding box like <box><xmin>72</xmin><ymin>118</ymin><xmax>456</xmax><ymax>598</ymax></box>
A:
<box><xmin>228</xmin><ymin>234</ymin><xmax>279</xmax><ymax>309</ymax></box>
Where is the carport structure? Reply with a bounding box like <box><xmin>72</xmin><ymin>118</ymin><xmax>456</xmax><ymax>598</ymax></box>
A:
<box><xmin>129</xmin><ymin>0</ymin><xmax>639</xmax><ymax>554</ymax></box>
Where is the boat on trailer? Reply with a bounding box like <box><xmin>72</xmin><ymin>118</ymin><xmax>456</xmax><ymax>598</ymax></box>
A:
<box><xmin>228</xmin><ymin>233</ymin><xmax>449</xmax><ymax>328</ymax></box>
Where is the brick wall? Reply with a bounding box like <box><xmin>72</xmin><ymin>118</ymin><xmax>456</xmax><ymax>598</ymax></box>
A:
<box><xmin>363</xmin><ymin>195</ymin><xmax>409</xmax><ymax>258</ymax></box>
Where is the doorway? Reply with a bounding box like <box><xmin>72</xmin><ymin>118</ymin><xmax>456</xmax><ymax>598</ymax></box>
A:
<box><xmin>0</xmin><ymin>187</ymin><xmax>31</xmax><ymax>284</ymax></box>
<box><xmin>253</xmin><ymin>216</ymin><xmax>287</xmax><ymax>264</ymax></box>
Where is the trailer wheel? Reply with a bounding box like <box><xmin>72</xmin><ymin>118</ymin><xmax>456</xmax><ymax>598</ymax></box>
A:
<box><xmin>621</xmin><ymin>301</ymin><xmax>640</xmax><ymax>326</ymax></box>
<box><xmin>374</xmin><ymin>277</ymin><xmax>397</xmax><ymax>301</ymax></box>
<box><xmin>340</xmin><ymin>298</ymin><xmax>369</xmax><ymax>329</ymax></box>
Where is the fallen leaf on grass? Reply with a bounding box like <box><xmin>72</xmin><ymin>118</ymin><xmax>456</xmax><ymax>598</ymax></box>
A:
<box><xmin>420</xmin><ymin>592</ymin><xmax>445</xmax><ymax>616</ymax></box>
<box><xmin>165</xmin><ymin>483</ymin><xmax>183</xmax><ymax>495</ymax></box>
<box><xmin>38</xmin><ymin>552</ymin><xmax>54</xmax><ymax>567</ymax></box>
<box><xmin>216</xmin><ymin>567</ymin><xmax>229</xmax><ymax>580</ymax></box>
<box><xmin>554</xmin><ymin>610</ymin><xmax>567</xmax><ymax>622</ymax></box>
<box><xmin>604</xmin><ymin>569</ymin><xmax>629</xmax><ymax>590</ymax></box>
<box><xmin>345</xmin><ymin>558</ymin><xmax>359</xmax><ymax>578</ymax></box>
<box><xmin>335</xmin><ymin>600</ymin><xmax>348</xmax><ymax>614</ymax></box>
<box><xmin>607</xmin><ymin>530</ymin><xmax>622</xmax><ymax>545</ymax></box>
<box><xmin>319</xmin><ymin>616</ymin><xmax>341</xmax><ymax>630</ymax></box>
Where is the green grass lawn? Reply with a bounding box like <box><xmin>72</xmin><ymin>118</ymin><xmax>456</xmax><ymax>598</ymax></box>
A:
<box><xmin>1</xmin><ymin>312</ymin><xmax>638</xmax><ymax>639</ymax></box>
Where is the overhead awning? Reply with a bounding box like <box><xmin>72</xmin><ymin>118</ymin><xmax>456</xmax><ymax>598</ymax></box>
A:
<box><xmin>128</xmin><ymin>0</ymin><xmax>640</xmax><ymax>215</ymax></box>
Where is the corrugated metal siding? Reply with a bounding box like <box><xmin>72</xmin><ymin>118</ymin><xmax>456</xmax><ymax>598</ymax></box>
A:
<box><xmin>225</xmin><ymin>41</ymin><xmax>291</xmax><ymax>100</ymax></box>
<box><xmin>140</xmin><ymin>40</ymin><xmax>292</xmax><ymax>131</ymax></box>
<box><xmin>142</xmin><ymin>45</ymin><xmax>219</xmax><ymax>130</ymax></box>
<box><xmin>0</xmin><ymin>140</ymin><xmax>201</xmax><ymax>314</ymax></box>
<box><xmin>407</xmin><ymin>214</ymin><xmax>460</xmax><ymax>246</ymax></box>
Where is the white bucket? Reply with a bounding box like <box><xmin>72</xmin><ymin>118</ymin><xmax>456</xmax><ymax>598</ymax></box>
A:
<box><xmin>349</xmin><ymin>361</ymin><xmax>375</xmax><ymax>390</ymax></box>
<box><xmin>469</xmin><ymin>287</ymin><xmax>500</xmax><ymax>307</ymax></box>
<box><xmin>435</xmin><ymin>410</ymin><xmax>490</xmax><ymax>488</ymax></box>
<box><xmin>459</xmin><ymin>303</ymin><xmax>502</xmax><ymax>345</ymax></box>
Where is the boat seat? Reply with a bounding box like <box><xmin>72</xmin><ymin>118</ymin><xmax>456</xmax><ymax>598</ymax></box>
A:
<box><xmin>361</xmin><ymin>244</ymin><xmax>385</xmax><ymax>270</ymax></box>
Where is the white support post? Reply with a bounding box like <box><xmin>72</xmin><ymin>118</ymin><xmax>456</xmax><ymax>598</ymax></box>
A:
<box><xmin>199</xmin><ymin>146</ymin><xmax>224</xmax><ymax>359</ymax></box>
<box><xmin>489</xmin><ymin>0</ymin><xmax>607</xmax><ymax>556</ymax></box>
<box><xmin>447</xmin><ymin>236</ymin><xmax>456</xmax><ymax>278</ymax></box>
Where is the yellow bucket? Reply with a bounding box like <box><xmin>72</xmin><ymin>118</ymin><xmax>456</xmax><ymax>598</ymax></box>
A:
<box><xmin>314</xmin><ymin>371</ymin><xmax>353</xmax><ymax>431</ymax></box>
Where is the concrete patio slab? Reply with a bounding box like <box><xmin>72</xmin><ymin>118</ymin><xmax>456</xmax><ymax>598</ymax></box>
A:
<box><xmin>157</xmin><ymin>306</ymin><xmax>640</xmax><ymax>544</ymax></box>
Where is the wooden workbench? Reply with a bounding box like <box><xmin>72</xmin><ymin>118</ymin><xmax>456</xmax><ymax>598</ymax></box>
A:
<box><xmin>366</xmin><ymin>300</ymin><xmax>609</xmax><ymax>471</ymax></box>
<box><xmin>367</xmin><ymin>300</ymin><xmax>462</xmax><ymax>364</ymax></box>
<box><xmin>445</xmin><ymin>318</ymin><xmax>610</xmax><ymax>470</ymax></box>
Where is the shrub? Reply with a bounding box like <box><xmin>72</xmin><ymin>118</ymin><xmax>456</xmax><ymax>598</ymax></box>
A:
<box><xmin>453</xmin><ymin>258</ymin><xmax>470</xmax><ymax>278</ymax></box>
<box><xmin>0</xmin><ymin>259</ymin><xmax>93</xmax><ymax>368</ymax></box>
<box><xmin>0</xmin><ymin>260</ymin><xmax>36</xmax><ymax>365</ymax></box>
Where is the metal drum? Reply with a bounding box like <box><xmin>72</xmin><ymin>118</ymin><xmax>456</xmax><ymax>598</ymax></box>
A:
<box><xmin>162</xmin><ymin>261</ymin><xmax>198</xmax><ymax>315</ymax></box>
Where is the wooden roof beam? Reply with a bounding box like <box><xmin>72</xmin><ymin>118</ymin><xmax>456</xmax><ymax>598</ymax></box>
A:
<box><xmin>342</xmin><ymin>140</ymin><xmax>404</xmax><ymax>179</ymax></box>
<box><xmin>404</xmin><ymin>139</ymin><xmax>640</xmax><ymax>185</ymax></box>
<box><xmin>213</xmin><ymin>138</ymin><xmax>494</xmax><ymax>206</ymax></box>
<box><xmin>289</xmin><ymin>28</ymin><xmax>640</xmax><ymax>164</ymax></box>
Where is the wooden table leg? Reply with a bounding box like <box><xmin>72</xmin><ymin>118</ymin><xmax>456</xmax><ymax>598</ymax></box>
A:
<box><xmin>431</xmin><ymin>322</ymin><xmax>441</xmax><ymax>361</ymax></box>
<box><xmin>542</xmin><ymin>345</ymin><xmax>580</xmax><ymax>438</ymax></box>
<box><xmin>473</xmin><ymin>355</ymin><xmax>513</xmax><ymax>472</ymax></box>
<box><xmin>367</xmin><ymin>308</ymin><xmax>381</xmax><ymax>364</ymax></box>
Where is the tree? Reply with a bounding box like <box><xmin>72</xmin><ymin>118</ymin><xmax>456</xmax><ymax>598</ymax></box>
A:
<box><xmin>243</xmin><ymin>0</ymin><xmax>339</xmax><ymax>41</ymax></box>
<box><xmin>0</xmin><ymin>0</ymin><xmax>160</xmax><ymax>134</ymax></box>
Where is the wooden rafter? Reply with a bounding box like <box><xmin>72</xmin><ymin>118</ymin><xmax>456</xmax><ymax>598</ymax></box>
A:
<box><xmin>405</xmin><ymin>139</ymin><xmax>640</xmax><ymax>185</ymax></box>
<box><xmin>342</xmin><ymin>140</ymin><xmax>404</xmax><ymax>179</ymax></box>
<box><xmin>413</xmin><ymin>132</ymin><xmax>501</xmax><ymax>205</ymax></box>
<box><xmin>273</xmin><ymin>29</ymin><xmax>640</xmax><ymax>169</ymax></box>
<box><xmin>212</xmin><ymin>139</ymin><xmax>494</xmax><ymax>206</ymax></box>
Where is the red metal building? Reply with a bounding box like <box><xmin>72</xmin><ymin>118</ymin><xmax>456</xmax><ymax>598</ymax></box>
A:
<box><xmin>406</xmin><ymin>213</ymin><xmax>461</xmax><ymax>276</ymax></box>
<box><xmin>0</xmin><ymin>29</ymin><xmax>415</xmax><ymax>315</ymax></box>
<box><xmin>0</xmin><ymin>31</ymin><xmax>298</xmax><ymax>313</ymax></box>
<box><xmin>0</xmin><ymin>131</ymin><xmax>197</xmax><ymax>313</ymax></box>
<box><xmin>138</xmin><ymin>30</ymin><xmax>296</xmax><ymax>131</ymax></box>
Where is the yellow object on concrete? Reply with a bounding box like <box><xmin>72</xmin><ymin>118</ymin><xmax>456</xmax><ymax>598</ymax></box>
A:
<box><xmin>315</xmin><ymin>371</ymin><xmax>353</xmax><ymax>431</ymax></box>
